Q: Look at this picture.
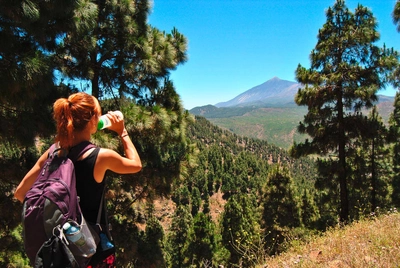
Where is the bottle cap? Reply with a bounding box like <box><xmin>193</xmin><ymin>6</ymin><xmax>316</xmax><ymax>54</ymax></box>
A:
<box><xmin>97</xmin><ymin>119</ymin><xmax>105</xmax><ymax>130</ymax></box>
<box><xmin>63</xmin><ymin>222</ymin><xmax>71</xmax><ymax>230</ymax></box>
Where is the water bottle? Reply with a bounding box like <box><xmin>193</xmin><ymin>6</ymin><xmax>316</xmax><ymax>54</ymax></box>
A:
<box><xmin>100</xmin><ymin>233</ymin><xmax>114</xmax><ymax>250</ymax></box>
<box><xmin>97</xmin><ymin>110</ymin><xmax>124</xmax><ymax>130</ymax></box>
<box><xmin>63</xmin><ymin>222</ymin><xmax>96</xmax><ymax>257</ymax></box>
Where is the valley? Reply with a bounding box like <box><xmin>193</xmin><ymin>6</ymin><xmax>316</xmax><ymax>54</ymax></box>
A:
<box><xmin>189</xmin><ymin>77</ymin><xmax>396</xmax><ymax>149</ymax></box>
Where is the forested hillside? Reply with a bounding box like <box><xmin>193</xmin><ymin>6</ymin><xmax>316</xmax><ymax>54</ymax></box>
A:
<box><xmin>186</xmin><ymin>116</ymin><xmax>317</xmax><ymax>189</ymax></box>
<box><xmin>152</xmin><ymin>115</ymin><xmax>320</xmax><ymax>267</ymax></box>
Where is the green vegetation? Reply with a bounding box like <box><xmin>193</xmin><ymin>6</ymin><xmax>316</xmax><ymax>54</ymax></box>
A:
<box><xmin>194</xmin><ymin>101</ymin><xmax>394</xmax><ymax>150</ymax></box>
<box><xmin>2</xmin><ymin>0</ymin><xmax>400</xmax><ymax>267</ymax></box>
<box><xmin>208</xmin><ymin>106</ymin><xmax>309</xmax><ymax>149</ymax></box>
<box><xmin>292</xmin><ymin>0</ymin><xmax>398</xmax><ymax>224</ymax></box>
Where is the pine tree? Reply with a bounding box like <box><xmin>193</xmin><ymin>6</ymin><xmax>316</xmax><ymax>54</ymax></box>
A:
<box><xmin>166</xmin><ymin>205</ymin><xmax>193</xmax><ymax>268</ymax></box>
<box><xmin>262</xmin><ymin>164</ymin><xmax>301</xmax><ymax>229</ymax></box>
<box><xmin>351</xmin><ymin>107</ymin><xmax>391</xmax><ymax>214</ymax></box>
<box><xmin>300</xmin><ymin>188</ymin><xmax>320</xmax><ymax>229</ymax></box>
<box><xmin>56</xmin><ymin>0</ymin><xmax>187</xmax><ymax>100</ymax></box>
<box><xmin>191</xmin><ymin>186</ymin><xmax>201</xmax><ymax>216</ymax></box>
<box><xmin>290</xmin><ymin>0</ymin><xmax>398</xmax><ymax>223</ymax></box>
<box><xmin>220</xmin><ymin>193</ymin><xmax>260</xmax><ymax>266</ymax></box>
<box><xmin>389</xmin><ymin>93</ymin><xmax>400</xmax><ymax>208</ymax></box>
<box><xmin>186</xmin><ymin>212</ymin><xmax>216</xmax><ymax>266</ymax></box>
<box><xmin>393</xmin><ymin>0</ymin><xmax>400</xmax><ymax>32</ymax></box>
<box><xmin>0</xmin><ymin>0</ymin><xmax>96</xmax><ymax>145</ymax></box>
<box><xmin>261</xmin><ymin>164</ymin><xmax>301</xmax><ymax>254</ymax></box>
<box><xmin>391</xmin><ymin>0</ymin><xmax>400</xmax><ymax>210</ymax></box>
<box><xmin>136</xmin><ymin>215</ymin><xmax>166</xmax><ymax>267</ymax></box>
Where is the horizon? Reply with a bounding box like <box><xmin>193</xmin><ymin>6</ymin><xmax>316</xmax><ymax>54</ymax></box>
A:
<box><xmin>149</xmin><ymin>0</ymin><xmax>400</xmax><ymax>110</ymax></box>
<box><xmin>189</xmin><ymin>76</ymin><xmax>397</xmax><ymax>109</ymax></box>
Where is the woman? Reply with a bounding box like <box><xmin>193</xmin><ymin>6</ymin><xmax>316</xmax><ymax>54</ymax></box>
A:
<box><xmin>14</xmin><ymin>92</ymin><xmax>142</xmax><ymax>267</ymax></box>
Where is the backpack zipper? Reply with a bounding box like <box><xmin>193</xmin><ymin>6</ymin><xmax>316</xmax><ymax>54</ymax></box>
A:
<box><xmin>41</xmin><ymin>162</ymin><xmax>50</xmax><ymax>176</ymax></box>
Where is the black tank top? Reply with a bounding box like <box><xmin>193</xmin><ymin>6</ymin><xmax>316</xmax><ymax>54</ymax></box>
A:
<box><xmin>74</xmin><ymin>147</ymin><xmax>106</xmax><ymax>224</ymax></box>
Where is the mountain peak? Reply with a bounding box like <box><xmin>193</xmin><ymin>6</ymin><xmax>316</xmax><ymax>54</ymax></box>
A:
<box><xmin>215</xmin><ymin>77</ymin><xmax>301</xmax><ymax>107</ymax></box>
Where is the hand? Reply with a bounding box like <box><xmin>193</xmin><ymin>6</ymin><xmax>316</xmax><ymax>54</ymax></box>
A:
<box><xmin>106</xmin><ymin>111</ymin><xmax>125</xmax><ymax>136</ymax></box>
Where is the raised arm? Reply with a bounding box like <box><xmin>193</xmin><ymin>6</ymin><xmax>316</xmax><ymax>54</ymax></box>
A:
<box><xmin>93</xmin><ymin>111</ymin><xmax>142</xmax><ymax>182</ymax></box>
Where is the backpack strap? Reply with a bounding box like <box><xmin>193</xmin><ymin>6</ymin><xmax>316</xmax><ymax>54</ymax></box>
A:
<box><xmin>96</xmin><ymin>187</ymin><xmax>105</xmax><ymax>231</ymax></box>
<box><xmin>48</xmin><ymin>143</ymin><xmax>62</xmax><ymax>159</ymax></box>
<box><xmin>96</xmin><ymin>186</ymin><xmax>113</xmax><ymax>241</ymax></box>
<box><xmin>48</xmin><ymin>141</ymin><xmax>96</xmax><ymax>161</ymax></box>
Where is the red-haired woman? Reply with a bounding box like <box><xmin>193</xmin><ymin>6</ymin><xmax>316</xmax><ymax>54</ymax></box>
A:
<box><xmin>15</xmin><ymin>92</ymin><xmax>142</xmax><ymax>267</ymax></box>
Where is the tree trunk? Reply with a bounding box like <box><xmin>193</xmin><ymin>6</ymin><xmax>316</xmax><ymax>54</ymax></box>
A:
<box><xmin>337</xmin><ymin>90</ymin><xmax>349</xmax><ymax>224</ymax></box>
<box><xmin>92</xmin><ymin>76</ymin><xmax>99</xmax><ymax>99</ymax></box>
<box><xmin>371</xmin><ymin>139</ymin><xmax>377</xmax><ymax>212</ymax></box>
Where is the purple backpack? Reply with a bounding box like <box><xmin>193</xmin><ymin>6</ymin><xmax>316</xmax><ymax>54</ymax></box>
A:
<box><xmin>22</xmin><ymin>141</ymin><xmax>96</xmax><ymax>266</ymax></box>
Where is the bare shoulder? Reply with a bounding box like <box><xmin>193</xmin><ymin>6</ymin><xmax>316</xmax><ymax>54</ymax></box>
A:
<box><xmin>96</xmin><ymin>147</ymin><xmax>141</xmax><ymax>174</ymax></box>
<box><xmin>97</xmin><ymin>147</ymin><xmax>121</xmax><ymax>159</ymax></box>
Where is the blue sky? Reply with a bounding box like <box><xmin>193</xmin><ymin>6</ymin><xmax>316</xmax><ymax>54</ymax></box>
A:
<box><xmin>148</xmin><ymin>0</ymin><xmax>400</xmax><ymax>110</ymax></box>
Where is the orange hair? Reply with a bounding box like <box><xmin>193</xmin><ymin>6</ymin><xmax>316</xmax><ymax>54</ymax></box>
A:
<box><xmin>53</xmin><ymin>92</ymin><xmax>101</xmax><ymax>148</ymax></box>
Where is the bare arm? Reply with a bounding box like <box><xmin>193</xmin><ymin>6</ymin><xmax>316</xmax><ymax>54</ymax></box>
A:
<box><xmin>119</xmin><ymin>128</ymin><xmax>141</xmax><ymax>162</ymax></box>
<box><xmin>93</xmin><ymin>112</ymin><xmax>142</xmax><ymax>182</ymax></box>
<box><xmin>14</xmin><ymin>149</ymin><xmax>50</xmax><ymax>202</ymax></box>
<box><xmin>94</xmin><ymin>137</ymin><xmax>142</xmax><ymax>182</ymax></box>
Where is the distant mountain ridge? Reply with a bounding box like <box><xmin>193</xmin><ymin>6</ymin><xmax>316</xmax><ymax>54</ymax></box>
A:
<box><xmin>215</xmin><ymin>77</ymin><xmax>301</xmax><ymax>107</ymax></box>
<box><xmin>189</xmin><ymin>77</ymin><xmax>395</xmax><ymax>149</ymax></box>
